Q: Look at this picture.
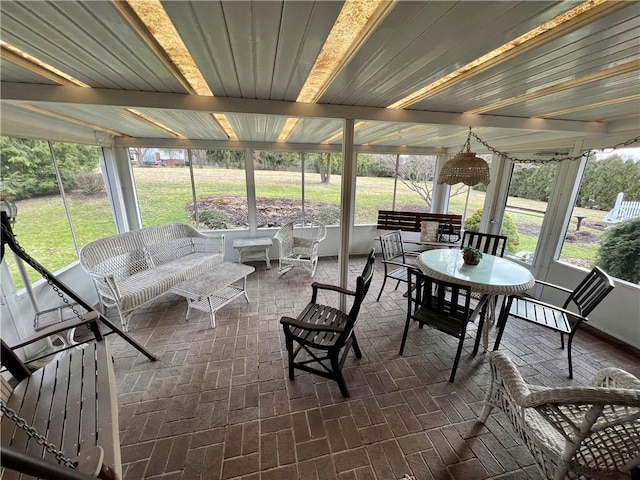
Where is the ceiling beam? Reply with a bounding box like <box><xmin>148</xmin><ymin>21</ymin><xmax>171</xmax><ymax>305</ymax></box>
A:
<box><xmin>114</xmin><ymin>136</ymin><xmax>446</xmax><ymax>155</ymax></box>
<box><xmin>1</xmin><ymin>82</ymin><xmax>607</xmax><ymax>134</ymax></box>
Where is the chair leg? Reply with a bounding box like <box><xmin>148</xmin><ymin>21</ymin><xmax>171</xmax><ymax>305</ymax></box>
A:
<box><xmin>560</xmin><ymin>332</ymin><xmax>565</xmax><ymax>349</ymax></box>
<box><xmin>330</xmin><ymin>351</ymin><xmax>349</xmax><ymax>398</ymax></box>
<box><xmin>376</xmin><ymin>275</ymin><xmax>389</xmax><ymax>301</ymax></box>
<box><xmin>399</xmin><ymin>314</ymin><xmax>412</xmax><ymax>355</ymax></box>
<box><xmin>286</xmin><ymin>337</ymin><xmax>295</xmax><ymax>380</ymax></box>
<box><xmin>472</xmin><ymin>312</ymin><xmax>485</xmax><ymax>355</ymax></box>
<box><xmin>450</xmin><ymin>331</ymin><xmax>466</xmax><ymax>382</ymax></box>
<box><xmin>493</xmin><ymin>296</ymin><xmax>512</xmax><ymax>351</ymax></box>
<box><xmin>567</xmin><ymin>331</ymin><xmax>575</xmax><ymax>379</ymax></box>
<box><xmin>351</xmin><ymin>335</ymin><xmax>362</xmax><ymax>359</ymax></box>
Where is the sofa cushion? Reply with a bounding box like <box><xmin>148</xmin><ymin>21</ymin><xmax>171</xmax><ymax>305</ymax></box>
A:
<box><xmin>117</xmin><ymin>252</ymin><xmax>223</xmax><ymax>312</ymax></box>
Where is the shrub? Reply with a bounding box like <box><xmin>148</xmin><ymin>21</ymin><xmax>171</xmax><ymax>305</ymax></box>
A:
<box><xmin>198</xmin><ymin>208</ymin><xmax>232</xmax><ymax>229</ymax></box>
<box><xmin>75</xmin><ymin>172</ymin><xmax>104</xmax><ymax>195</ymax></box>
<box><xmin>595</xmin><ymin>217</ymin><xmax>640</xmax><ymax>284</ymax></box>
<box><xmin>314</xmin><ymin>207</ymin><xmax>340</xmax><ymax>226</ymax></box>
<box><xmin>464</xmin><ymin>209</ymin><xmax>520</xmax><ymax>253</ymax></box>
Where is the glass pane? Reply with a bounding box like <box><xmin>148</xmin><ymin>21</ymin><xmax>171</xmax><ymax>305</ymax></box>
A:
<box><xmin>255</xmin><ymin>151</ymin><xmax>302</xmax><ymax>228</ymax></box>
<box><xmin>191</xmin><ymin>149</ymin><xmax>248</xmax><ymax>230</ymax></box>
<box><xmin>354</xmin><ymin>153</ymin><xmax>397</xmax><ymax>225</ymax></box>
<box><xmin>503</xmin><ymin>162</ymin><xmax>558</xmax><ymax>263</ymax></box>
<box><xmin>305</xmin><ymin>152</ymin><xmax>342</xmax><ymax>226</ymax></box>
<box><xmin>1</xmin><ymin>137</ymin><xmax>112</xmax><ymax>289</ymax></box>
<box><xmin>559</xmin><ymin>151</ymin><xmax>640</xmax><ymax>283</ymax></box>
<box><xmin>130</xmin><ymin>147</ymin><xmax>194</xmax><ymax>227</ymax></box>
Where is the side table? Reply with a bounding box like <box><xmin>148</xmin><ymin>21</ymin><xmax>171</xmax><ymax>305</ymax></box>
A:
<box><xmin>233</xmin><ymin>237</ymin><xmax>273</xmax><ymax>269</ymax></box>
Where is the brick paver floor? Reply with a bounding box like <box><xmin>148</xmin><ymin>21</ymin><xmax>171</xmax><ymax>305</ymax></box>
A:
<box><xmin>106</xmin><ymin>255</ymin><xmax>639</xmax><ymax>480</ymax></box>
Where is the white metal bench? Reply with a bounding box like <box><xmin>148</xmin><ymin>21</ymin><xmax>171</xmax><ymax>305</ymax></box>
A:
<box><xmin>603</xmin><ymin>192</ymin><xmax>640</xmax><ymax>223</ymax></box>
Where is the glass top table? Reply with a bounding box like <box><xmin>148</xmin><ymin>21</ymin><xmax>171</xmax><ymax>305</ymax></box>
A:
<box><xmin>416</xmin><ymin>248</ymin><xmax>535</xmax><ymax>350</ymax></box>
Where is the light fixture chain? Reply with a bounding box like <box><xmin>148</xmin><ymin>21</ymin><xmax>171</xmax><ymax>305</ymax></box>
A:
<box><xmin>469</xmin><ymin>131</ymin><xmax>640</xmax><ymax>164</ymax></box>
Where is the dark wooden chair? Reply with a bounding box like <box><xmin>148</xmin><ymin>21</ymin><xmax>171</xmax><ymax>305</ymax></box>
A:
<box><xmin>461</xmin><ymin>231</ymin><xmax>507</xmax><ymax>257</ymax></box>
<box><xmin>376</xmin><ymin>230</ymin><xmax>413</xmax><ymax>301</ymax></box>
<box><xmin>280</xmin><ymin>250</ymin><xmax>375</xmax><ymax>397</ymax></box>
<box><xmin>399</xmin><ymin>268</ymin><xmax>480</xmax><ymax>382</ymax></box>
<box><xmin>494</xmin><ymin>266</ymin><xmax>615</xmax><ymax>378</ymax></box>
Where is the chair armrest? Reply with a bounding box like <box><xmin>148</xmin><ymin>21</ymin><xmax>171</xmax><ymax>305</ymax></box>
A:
<box><xmin>85</xmin><ymin>271</ymin><xmax>121</xmax><ymax>300</ymax></box>
<box><xmin>591</xmin><ymin>368</ymin><xmax>640</xmax><ymax>390</ymax></box>
<box><xmin>311</xmin><ymin>282</ymin><xmax>356</xmax><ymax>297</ymax></box>
<box><xmin>280</xmin><ymin>316</ymin><xmax>344</xmax><ymax>334</ymax></box>
<box><xmin>489</xmin><ymin>351</ymin><xmax>535</xmax><ymax>404</ymax></box>
<box><xmin>10</xmin><ymin>311</ymin><xmax>101</xmax><ymax>350</ymax></box>
<box><xmin>533</xmin><ymin>279</ymin><xmax>573</xmax><ymax>295</ymax></box>
<box><xmin>381</xmin><ymin>259</ymin><xmax>412</xmax><ymax>269</ymax></box>
<box><xmin>510</xmin><ymin>295</ymin><xmax>587</xmax><ymax>321</ymax></box>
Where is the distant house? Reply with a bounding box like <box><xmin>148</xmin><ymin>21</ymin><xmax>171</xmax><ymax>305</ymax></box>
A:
<box><xmin>132</xmin><ymin>148</ymin><xmax>187</xmax><ymax>167</ymax></box>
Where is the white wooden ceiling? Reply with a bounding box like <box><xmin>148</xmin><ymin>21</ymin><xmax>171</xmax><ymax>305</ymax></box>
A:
<box><xmin>1</xmin><ymin>1</ymin><xmax>639</xmax><ymax>154</ymax></box>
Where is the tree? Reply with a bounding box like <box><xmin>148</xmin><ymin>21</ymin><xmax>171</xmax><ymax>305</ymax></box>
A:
<box><xmin>385</xmin><ymin>155</ymin><xmax>467</xmax><ymax>209</ymax></box>
<box><xmin>317</xmin><ymin>153</ymin><xmax>332</xmax><ymax>183</ymax></box>
<box><xmin>1</xmin><ymin>136</ymin><xmax>101</xmax><ymax>200</ymax></box>
<box><xmin>576</xmin><ymin>155</ymin><xmax>640</xmax><ymax>210</ymax></box>
<box><xmin>464</xmin><ymin>208</ymin><xmax>520</xmax><ymax>253</ymax></box>
<box><xmin>595</xmin><ymin>217</ymin><xmax>640</xmax><ymax>284</ymax></box>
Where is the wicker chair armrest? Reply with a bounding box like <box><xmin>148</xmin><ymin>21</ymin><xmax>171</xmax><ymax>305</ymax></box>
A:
<box><xmin>311</xmin><ymin>282</ymin><xmax>356</xmax><ymax>297</ymax></box>
<box><xmin>591</xmin><ymin>368</ymin><xmax>640</xmax><ymax>389</ymax></box>
<box><xmin>522</xmin><ymin>386</ymin><xmax>640</xmax><ymax>408</ymax></box>
<box><xmin>85</xmin><ymin>271</ymin><xmax>121</xmax><ymax>299</ymax></box>
<box><xmin>280</xmin><ymin>316</ymin><xmax>344</xmax><ymax>334</ymax></box>
<box><xmin>489</xmin><ymin>351</ymin><xmax>535</xmax><ymax>403</ymax></box>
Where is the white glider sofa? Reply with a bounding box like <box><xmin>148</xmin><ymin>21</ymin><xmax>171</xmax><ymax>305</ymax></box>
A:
<box><xmin>80</xmin><ymin>223</ymin><xmax>224</xmax><ymax>331</ymax></box>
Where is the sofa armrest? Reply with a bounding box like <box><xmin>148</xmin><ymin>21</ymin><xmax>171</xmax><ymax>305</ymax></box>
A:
<box><xmin>192</xmin><ymin>234</ymin><xmax>225</xmax><ymax>255</ymax></box>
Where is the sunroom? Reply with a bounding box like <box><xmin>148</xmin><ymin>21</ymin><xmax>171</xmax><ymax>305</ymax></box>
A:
<box><xmin>1</xmin><ymin>1</ymin><xmax>639</xmax><ymax>479</ymax></box>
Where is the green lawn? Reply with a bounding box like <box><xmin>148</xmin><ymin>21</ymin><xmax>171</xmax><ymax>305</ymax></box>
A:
<box><xmin>6</xmin><ymin>166</ymin><xmax>604</xmax><ymax>288</ymax></box>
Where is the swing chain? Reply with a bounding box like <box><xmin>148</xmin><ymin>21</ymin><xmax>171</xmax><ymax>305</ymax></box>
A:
<box><xmin>0</xmin><ymin>401</ymin><xmax>77</xmax><ymax>469</ymax></box>
<box><xmin>9</xmin><ymin>228</ymin><xmax>87</xmax><ymax>323</ymax></box>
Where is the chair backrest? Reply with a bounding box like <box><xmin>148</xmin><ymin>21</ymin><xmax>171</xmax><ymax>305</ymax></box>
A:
<box><xmin>379</xmin><ymin>230</ymin><xmax>405</xmax><ymax>262</ymax></box>
<box><xmin>566</xmin><ymin>266</ymin><xmax>615</xmax><ymax>317</ymax></box>
<box><xmin>345</xmin><ymin>250</ymin><xmax>376</xmax><ymax>329</ymax></box>
<box><xmin>407</xmin><ymin>268</ymin><xmax>472</xmax><ymax>322</ymax></box>
<box><xmin>461</xmin><ymin>231</ymin><xmax>507</xmax><ymax>257</ymax></box>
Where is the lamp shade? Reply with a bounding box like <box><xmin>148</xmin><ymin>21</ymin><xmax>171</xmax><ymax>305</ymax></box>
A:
<box><xmin>437</xmin><ymin>151</ymin><xmax>490</xmax><ymax>186</ymax></box>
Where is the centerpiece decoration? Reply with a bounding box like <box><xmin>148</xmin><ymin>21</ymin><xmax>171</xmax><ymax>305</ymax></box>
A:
<box><xmin>462</xmin><ymin>246</ymin><xmax>483</xmax><ymax>266</ymax></box>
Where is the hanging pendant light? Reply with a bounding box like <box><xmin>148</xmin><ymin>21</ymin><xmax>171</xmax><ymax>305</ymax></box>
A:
<box><xmin>438</xmin><ymin>128</ymin><xmax>490</xmax><ymax>186</ymax></box>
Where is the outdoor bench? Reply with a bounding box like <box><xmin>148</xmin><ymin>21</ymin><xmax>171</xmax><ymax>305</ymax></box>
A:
<box><xmin>80</xmin><ymin>223</ymin><xmax>225</xmax><ymax>331</ymax></box>
<box><xmin>376</xmin><ymin>210</ymin><xmax>463</xmax><ymax>245</ymax></box>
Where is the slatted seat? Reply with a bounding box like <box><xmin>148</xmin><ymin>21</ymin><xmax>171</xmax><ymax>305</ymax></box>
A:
<box><xmin>494</xmin><ymin>266</ymin><xmax>615</xmax><ymax>378</ymax></box>
<box><xmin>1</xmin><ymin>311</ymin><xmax>122</xmax><ymax>479</ymax></box>
<box><xmin>280</xmin><ymin>250</ymin><xmax>375</xmax><ymax>397</ymax></box>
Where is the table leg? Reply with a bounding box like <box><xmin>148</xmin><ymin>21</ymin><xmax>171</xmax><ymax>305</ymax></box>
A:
<box><xmin>207</xmin><ymin>296</ymin><xmax>216</xmax><ymax>328</ymax></box>
<box><xmin>482</xmin><ymin>296</ymin><xmax>497</xmax><ymax>352</ymax></box>
<box><xmin>264</xmin><ymin>247</ymin><xmax>271</xmax><ymax>269</ymax></box>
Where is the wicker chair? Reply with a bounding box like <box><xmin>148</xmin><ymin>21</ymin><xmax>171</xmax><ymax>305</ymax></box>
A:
<box><xmin>274</xmin><ymin>219</ymin><xmax>327</xmax><ymax>277</ymax></box>
<box><xmin>479</xmin><ymin>351</ymin><xmax>640</xmax><ymax>480</ymax></box>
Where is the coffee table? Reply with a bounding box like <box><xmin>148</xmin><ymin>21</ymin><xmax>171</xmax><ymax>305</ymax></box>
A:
<box><xmin>170</xmin><ymin>263</ymin><xmax>255</xmax><ymax>328</ymax></box>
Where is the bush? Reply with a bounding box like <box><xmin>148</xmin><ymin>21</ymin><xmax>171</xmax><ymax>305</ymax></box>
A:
<box><xmin>314</xmin><ymin>207</ymin><xmax>340</xmax><ymax>226</ymax></box>
<box><xmin>595</xmin><ymin>217</ymin><xmax>640</xmax><ymax>284</ymax></box>
<box><xmin>75</xmin><ymin>172</ymin><xmax>104</xmax><ymax>195</ymax></box>
<box><xmin>464</xmin><ymin>209</ymin><xmax>520</xmax><ymax>253</ymax></box>
<box><xmin>198</xmin><ymin>208</ymin><xmax>232</xmax><ymax>229</ymax></box>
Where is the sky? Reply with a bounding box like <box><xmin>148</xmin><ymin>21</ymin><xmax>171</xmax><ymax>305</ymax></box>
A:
<box><xmin>594</xmin><ymin>147</ymin><xmax>640</xmax><ymax>161</ymax></box>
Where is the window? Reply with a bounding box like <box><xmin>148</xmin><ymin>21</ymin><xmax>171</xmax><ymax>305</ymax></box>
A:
<box><xmin>559</xmin><ymin>151</ymin><xmax>640</xmax><ymax>283</ymax></box>
<box><xmin>1</xmin><ymin>136</ymin><xmax>115</xmax><ymax>289</ymax></box>
<box><xmin>502</xmin><ymin>162</ymin><xmax>558</xmax><ymax>263</ymax></box>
